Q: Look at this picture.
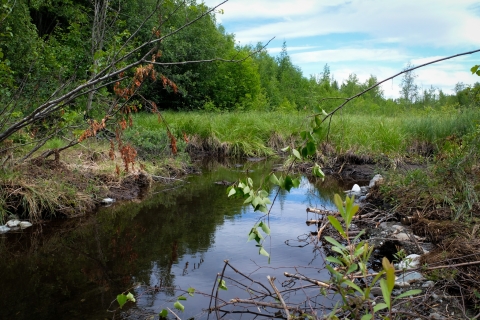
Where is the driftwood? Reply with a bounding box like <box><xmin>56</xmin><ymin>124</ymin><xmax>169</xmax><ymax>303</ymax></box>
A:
<box><xmin>306</xmin><ymin>207</ymin><xmax>337</xmax><ymax>215</ymax></box>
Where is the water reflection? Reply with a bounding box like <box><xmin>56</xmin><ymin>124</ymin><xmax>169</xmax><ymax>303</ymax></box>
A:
<box><xmin>0</xmin><ymin>159</ymin><xmax>350</xmax><ymax>319</ymax></box>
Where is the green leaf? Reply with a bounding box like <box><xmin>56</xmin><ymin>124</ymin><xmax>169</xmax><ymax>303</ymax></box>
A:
<box><xmin>346</xmin><ymin>263</ymin><xmax>358</xmax><ymax>275</ymax></box>
<box><xmin>353</xmin><ymin>229</ymin><xmax>365</xmax><ymax>242</ymax></box>
<box><xmin>227</xmin><ymin>187</ymin><xmax>236</xmax><ymax>197</ymax></box>
<box><xmin>382</xmin><ymin>257</ymin><xmax>395</xmax><ymax>292</ymax></box>
<box><xmin>312</xmin><ymin>163</ymin><xmax>325</xmax><ymax>178</ymax></box>
<box><xmin>354</xmin><ymin>244</ymin><xmax>365</xmax><ymax>256</ymax></box>
<box><xmin>256</xmin><ymin>229</ymin><xmax>264</xmax><ymax>240</ymax></box>
<box><xmin>177</xmin><ymin>295</ymin><xmax>187</xmax><ymax>301</ymax></box>
<box><xmin>380</xmin><ymin>279</ymin><xmax>391</xmax><ymax>309</ymax></box>
<box><xmin>326</xmin><ymin>256</ymin><xmax>343</xmax><ymax>266</ymax></box>
<box><xmin>252</xmin><ymin>196</ymin><xmax>259</xmax><ymax>208</ymax></box>
<box><xmin>259</xmin><ymin>246</ymin><xmax>270</xmax><ymax>257</ymax></box>
<box><xmin>117</xmin><ymin>294</ymin><xmax>127</xmax><ymax>309</ymax></box>
<box><xmin>307</xmin><ymin>141</ymin><xmax>316</xmax><ymax>156</ymax></box>
<box><xmin>292</xmin><ymin>148</ymin><xmax>301</xmax><ymax>160</ymax></box>
<box><xmin>361</xmin><ymin>314</ymin><xmax>373</xmax><ymax>320</ymax></box>
<box><xmin>247</xmin><ymin>177</ymin><xmax>253</xmax><ymax>187</ymax></box>
<box><xmin>284</xmin><ymin>176</ymin><xmax>294</xmax><ymax>191</ymax></box>
<box><xmin>333</xmin><ymin>194</ymin><xmax>345</xmax><ymax>215</ymax></box>
<box><xmin>373</xmin><ymin>303</ymin><xmax>388</xmax><ymax>312</ymax></box>
<box><xmin>325</xmin><ymin>264</ymin><xmax>341</xmax><ymax>278</ymax></box>
<box><xmin>259</xmin><ymin>190</ymin><xmax>269</xmax><ymax>198</ymax></box>
<box><xmin>247</xmin><ymin>230</ymin><xmax>257</xmax><ymax>242</ymax></box>
<box><xmin>187</xmin><ymin>287</ymin><xmax>195</xmax><ymax>297</ymax></box>
<box><xmin>393</xmin><ymin>289</ymin><xmax>422</xmax><ymax>301</ymax></box>
<box><xmin>324</xmin><ymin>236</ymin><xmax>347</xmax><ymax>250</ymax></box>
<box><xmin>327</xmin><ymin>216</ymin><xmax>347</xmax><ymax>238</ymax></box>
<box><xmin>292</xmin><ymin>178</ymin><xmax>301</xmax><ymax>188</ymax></box>
<box><xmin>315</xmin><ymin>115</ymin><xmax>322</xmax><ymax>127</ymax></box>
<box><xmin>174</xmin><ymin>301</ymin><xmax>185</xmax><ymax>312</ymax></box>
<box><xmin>259</xmin><ymin>221</ymin><xmax>270</xmax><ymax>235</ymax></box>
<box><xmin>269</xmin><ymin>173</ymin><xmax>280</xmax><ymax>185</ymax></box>
<box><xmin>257</xmin><ymin>205</ymin><xmax>268</xmax><ymax>213</ymax></box>
<box><xmin>126</xmin><ymin>292</ymin><xmax>136</xmax><ymax>303</ymax></box>
<box><xmin>159</xmin><ymin>309</ymin><xmax>168</xmax><ymax>318</ymax></box>
<box><xmin>301</xmin><ymin>146</ymin><xmax>308</xmax><ymax>158</ymax></box>
<box><xmin>218</xmin><ymin>279</ymin><xmax>228</xmax><ymax>290</ymax></box>
<box><xmin>281</xmin><ymin>146</ymin><xmax>290</xmax><ymax>152</ymax></box>
<box><xmin>243</xmin><ymin>186</ymin><xmax>251</xmax><ymax>194</ymax></box>
<box><xmin>471</xmin><ymin>65</ymin><xmax>479</xmax><ymax>74</ymax></box>
<box><xmin>331</xmin><ymin>246</ymin><xmax>346</xmax><ymax>255</ymax></box>
<box><xmin>343</xmin><ymin>279</ymin><xmax>363</xmax><ymax>294</ymax></box>
<box><xmin>300</xmin><ymin>130</ymin><xmax>308</xmax><ymax>140</ymax></box>
<box><xmin>244</xmin><ymin>195</ymin><xmax>253</xmax><ymax>204</ymax></box>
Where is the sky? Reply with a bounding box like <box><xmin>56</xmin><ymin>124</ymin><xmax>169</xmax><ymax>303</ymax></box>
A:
<box><xmin>203</xmin><ymin>0</ymin><xmax>480</xmax><ymax>98</ymax></box>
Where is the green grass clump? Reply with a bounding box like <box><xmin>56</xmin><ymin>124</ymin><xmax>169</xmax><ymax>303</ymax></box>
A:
<box><xmin>123</xmin><ymin>107</ymin><xmax>480</xmax><ymax>159</ymax></box>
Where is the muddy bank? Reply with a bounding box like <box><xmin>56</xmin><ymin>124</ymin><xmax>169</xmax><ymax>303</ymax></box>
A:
<box><xmin>0</xmin><ymin>157</ymin><xmax>190</xmax><ymax>222</ymax></box>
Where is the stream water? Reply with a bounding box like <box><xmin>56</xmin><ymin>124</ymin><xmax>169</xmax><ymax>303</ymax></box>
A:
<box><xmin>0</xmin><ymin>159</ymin><xmax>356</xmax><ymax>319</ymax></box>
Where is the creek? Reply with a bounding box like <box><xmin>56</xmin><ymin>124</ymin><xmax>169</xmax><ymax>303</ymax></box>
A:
<box><xmin>0</xmin><ymin>159</ymin><xmax>357</xmax><ymax>319</ymax></box>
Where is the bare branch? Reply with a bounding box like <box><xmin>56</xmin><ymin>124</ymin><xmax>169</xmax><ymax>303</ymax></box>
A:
<box><xmin>151</xmin><ymin>38</ymin><xmax>275</xmax><ymax>66</ymax></box>
<box><xmin>267</xmin><ymin>276</ymin><xmax>291</xmax><ymax>320</ymax></box>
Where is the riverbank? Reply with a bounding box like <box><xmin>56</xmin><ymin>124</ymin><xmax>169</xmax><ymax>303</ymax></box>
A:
<box><xmin>1</xmin><ymin>109</ymin><xmax>480</xmax><ymax>316</ymax></box>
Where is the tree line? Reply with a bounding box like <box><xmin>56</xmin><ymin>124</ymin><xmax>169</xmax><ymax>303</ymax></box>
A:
<box><xmin>0</xmin><ymin>0</ymin><xmax>478</xmax><ymax>151</ymax></box>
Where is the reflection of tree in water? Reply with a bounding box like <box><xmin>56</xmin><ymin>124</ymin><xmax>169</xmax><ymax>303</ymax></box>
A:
<box><xmin>0</xmin><ymin>161</ymin><xmax>279</xmax><ymax>318</ymax></box>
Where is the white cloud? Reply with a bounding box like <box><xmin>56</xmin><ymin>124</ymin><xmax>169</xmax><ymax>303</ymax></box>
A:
<box><xmin>267</xmin><ymin>46</ymin><xmax>320</xmax><ymax>54</ymax></box>
<box><xmin>206</xmin><ymin>0</ymin><xmax>480</xmax><ymax>47</ymax></box>
<box><xmin>291</xmin><ymin>48</ymin><xmax>408</xmax><ymax>63</ymax></box>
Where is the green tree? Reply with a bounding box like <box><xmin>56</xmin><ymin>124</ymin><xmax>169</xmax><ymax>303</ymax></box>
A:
<box><xmin>399</xmin><ymin>62</ymin><xmax>419</xmax><ymax>106</ymax></box>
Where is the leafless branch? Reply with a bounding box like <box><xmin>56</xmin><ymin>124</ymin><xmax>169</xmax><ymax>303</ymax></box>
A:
<box><xmin>268</xmin><ymin>276</ymin><xmax>291</xmax><ymax>320</ymax></box>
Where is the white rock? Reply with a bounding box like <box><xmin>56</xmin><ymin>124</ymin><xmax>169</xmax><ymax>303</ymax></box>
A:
<box><xmin>19</xmin><ymin>221</ymin><xmax>33</xmax><ymax>229</ymax></box>
<box><xmin>370</xmin><ymin>287</ymin><xmax>382</xmax><ymax>296</ymax></box>
<box><xmin>394</xmin><ymin>281</ymin><xmax>410</xmax><ymax>288</ymax></box>
<box><xmin>391</xmin><ymin>225</ymin><xmax>404</xmax><ymax>231</ymax></box>
<box><xmin>351</xmin><ymin>184</ymin><xmax>361</xmax><ymax>193</ymax></box>
<box><xmin>101</xmin><ymin>198</ymin><xmax>115</xmax><ymax>205</ymax></box>
<box><xmin>369</xmin><ymin>174</ymin><xmax>384</xmax><ymax>187</ymax></box>
<box><xmin>0</xmin><ymin>225</ymin><xmax>10</xmax><ymax>233</ymax></box>
<box><xmin>398</xmin><ymin>271</ymin><xmax>425</xmax><ymax>283</ymax></box>
<box><xmin>379</xmin><ymin>222</ymin><xmax>389</xmax><ymax>229</ymax></box>
<box><xmin>429</xmin><ymin>313</ymin><xmax>446</xmax><ymax>320</ymax></box>
<box><xmin>394</xmin><ymin>232</ymin><xmax>410</xmax><ymax>241</ymax></box>
<box><xmin>6</xmin><ymin>219</ymin><xmax>20</xmax><ymax>227</ymax></box>
<box><xmin>396</xmin><ymin>254</ymin><xmax>421</xmax><ymax>269</ymax></box>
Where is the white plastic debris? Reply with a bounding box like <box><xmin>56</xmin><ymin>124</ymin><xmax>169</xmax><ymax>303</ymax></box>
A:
<box><xmin>0</xmin><ymin>225</ymin><xmax>11</xmax><ymax>233</ymax></box>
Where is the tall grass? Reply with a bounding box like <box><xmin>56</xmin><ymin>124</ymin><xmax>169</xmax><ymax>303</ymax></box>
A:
<box><xmin>125</xmin><ymin>108</ymin><xmax>480</xmax><ymax>158</ymax></box>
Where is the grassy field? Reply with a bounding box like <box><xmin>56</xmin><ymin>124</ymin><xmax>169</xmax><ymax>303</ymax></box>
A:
<box><xmin>124</xmin><ymin>107</ymin><xmax>480</xmax><ymax>158</ymax></box>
